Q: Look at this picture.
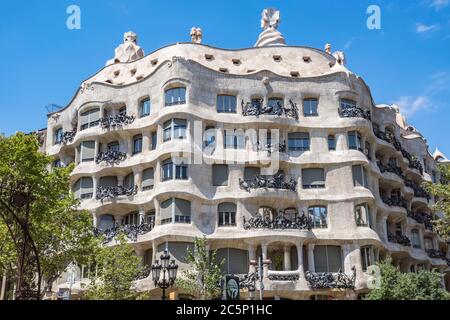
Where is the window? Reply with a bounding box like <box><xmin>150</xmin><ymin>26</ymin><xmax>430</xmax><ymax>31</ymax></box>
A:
<box><xmin>145</xmin><ymin>210</ymin><xmax>156</xmax><ymax>224</ymax></box>
<box><xmin>165</xmin><ymin>87</ymin><xmax>186</xmax><ymax>106</ymax></box>
<box><xmin>224</xmin><ymin>130</ymin><xmax>245</xmax><ymax>149</ymax></box>
<box><xmin>151</xmin><ymin>131</ymin><xmax>157</xmax><ymax>150</ymax></box>
<box><xmin>158</xmin><ymin>242</ymin><xmax>194</xmax><ymax>264</ymax></box>
<box><xmin>162</xmin><ymin>159</ymin><xmax>188</xmax><ymax>181</ymax></box>
<box><xmin>108</xmin><ymin>141</ymin><xmax>120</xmax><ymax>152</ymax></box>
<box><xmin>303</xmin><ymin>98</ymin><xmax>318</xmax><ymax>116</ymax></box>
<box><xmin>424</xmin><ymin>237</ymin><xmax>434</xmax><ymax>250</ymax></box>
<box><xmin>355</xmin><ymin>203</ymin><xmax>371</xmax><ymax>227</ymax></box>
<box><xmin>218</xmin><ymin>203</ymin><xmax>236</xmax><ymax>226</ymax></box>
<box><xmin>314</xmin><ymin>245</ymin><xmax>342</xmax><ymax>273</ymax></box>
<box><xmin>328</xmin><ymin>135</ymin><xmax>336</xmax><ymax>151</ymax></box>
<box><xmin>213</xmin><ymin>164</ymin><xmax>229</xmax><ymax>186</ymax></box>
<box><xmin>133</xmin><ymin>134</ymin><xmax>142</xmax><ymax>154</ymax></box>
<box><xmin>160</xmin><ymin>198</ymin><xmax>191</xmax><ymax>224</ymax></box>
<box><xmin>80</xmin><ymin>108</ymin><xmax>100</xmax><ymax>130</ymax></box>
<box><xmin>99</xmin><ymin>176</ymin><xmax>118</xmax><ymax>188</ymax></box>
<box><xmin>215</xmin><ymin>248</ymin><xmax>249</xmax><ymax>275</ymax></box>
<box><xmin>139</xmin><ymin>98</ymin><xmax>151</xmax><ymax>117</ymax></box>
<box><xmin>53</xmin><ymin>159</ymin><xmax>63</xmax><ymax>168</ymax></box>
<box><xmin>302</xmin><ymin>168</ymin><xmax>325</xmax><ymax>189</ymax></box>
<box><xmin>360</xmin><ymin>246</ymin><xmax>373</xmax><ymax>272</ymax></box>
<box><xmin>124</xmin><ymin>173</ymin><xmax>134</xmax><ymax>189</ymax></box>
<box><xmin>288</xmin><ymin>132</ymin><xmax>310</xmax><ymax>151</ymax></box>
<box><xmin>244</xmin><ymin>167</ymin><xmax>260</xmax><ymax>180</ymax></box>
<box><xmin>217</xmin><ymin>95</ymin><xmax>237</xmax><ymax>113</ymax></box>
<box><xmin>308</xmin><ymin>206</ymin><xmax>327</xmax><ymax>228</ymax></box>
<box><xmin>268</xmin><ymin>97</ymin><xmax>283</xmax><ymax>109</ymax></box>
<box><xmin>411</xmin><ymin>229</ymin><xmax>421</xmax><ymax>248</ymax></box>
<box><xmin>98</xmin><ymin>215</ymin><xmax>115</xmax><ymax>231</ymax></box>
<box><xmin>81</xmin><ymin>141</ymin><xmax>95</xmax><ymax>162</ymax></box>
<box><xmin>340</xmin><ymin>98</ymin><xmax>357</xmax><ymax>110</ymax></box>
<box><xmin>163</xmin><ymin>119</ymin><xmax>187</xmax><ymax>142</ymax></box>
<box><xmin>365</xmin><ymin>142</ymin><xmax>372</xmax><ymax>160</ymax></box>
<box><xmin>119</xmin><ymin>107</ymin><xmax>127</xmax><ymax>115</ymax></box>
<box><xmin>122</xmin><ymin>212</ymin><xmax>139</xmax><ymax>226</ymax></box>
<box><xmin>348</xmin><ymin>131</ymin><xmax>362</xmax><ymax>150</ymax></box>
<box><xmin>55</xmin><ymin>128</ymin><xmax>64</xmax><ymax>144</ymax></box>
<box><xmin>352</xmin><ymin>165</ymin><xmax>368</xmax><ymax>188</ymax></box>
<box><xmin>73</xmin><ymin>177</ymin><xmax>93</xmax><ymax>199</ymax></box>
<box><xmin>142</xmin><ymin>168</ymin><xmax>154</xmax><ymax>191</ymax></box>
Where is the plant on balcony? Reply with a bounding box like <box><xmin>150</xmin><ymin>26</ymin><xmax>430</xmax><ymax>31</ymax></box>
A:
<box><xmin>174</xmin><ymin>235</ymin><xmax>224</xmax><ymax>300</ymax></box>
<box><xmin>365</xmin><ymin>257</ymin><xmax>450</xmax><ymax>300</ymax></box>
<box><xmin>424</xmin><ymin>164</ymin><xmax>450</xmax><ymax>242</ymax></box>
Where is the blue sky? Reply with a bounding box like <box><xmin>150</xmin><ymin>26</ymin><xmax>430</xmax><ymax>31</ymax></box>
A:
<box><xmin>0</xmin><ymin>0</ymin><xmax>449</xmax><ymax>155</ymax></box>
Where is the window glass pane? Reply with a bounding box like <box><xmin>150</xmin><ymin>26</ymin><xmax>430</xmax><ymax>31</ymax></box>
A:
<box><xmin>81</xmin><ymin>141</ymin><xmax>95</xmax><ymax>161</ymax></box>
<box><xmin>165</xmin><ymin>87</ymin><xmax>186</xmax><ymax>106</ymax></box>
<box><xmin>140</xmin><ymin>99</ymin><xmax>151</xmax><ymax>117</ymax></box>
<box><xmin>217</xmin><ymin>95</ymin><xmax>237</xmax><ymax>113</ymax></box>
<box><xmin>151</xmin><ymin>132</ymin><xmax>157</xmax><ymax>150</ymax></box>
<box><xmin>288</xmin><ymin>132</ymin><xmax>310</xmax><ymax>151</ymax></box>
<box><xmin>352</xmin><ymin>165</ymin><xmax>364</xmax><ymax>187</ymax></box>
<box><xmin>163</xmin><ymin>120</ymin><xmax>172</xmax><ymax>141</ymax></box>
<box><xmin>133</xmin><ymin>135</ymin><xmax>142</xmax><ymax>154</ymax></box>
<box><xmin>326</xmin><ymin>246</ymin><xmax>342</xmax><ymax>272</ymax></box>
<box><xmin>213</xmin><ymin>164</ymin><xmax>228</xmax><ymax>186</ymax></box>
<box><xmin>302</xmin><ymin>168</ymin><xmax>325</xmax><ymax>188</ymax></box>
<box><xmin>175</xmin><ymin>165</ymin><xmax>188</xmax><ymax>180</ymax></box>
<box><xmin>328</xmin><ymin>135</ymin><xmax>336</xmax><ymax>150</ymax></box>
<box><xmin>160</xmin><ymin>199</ymin><xmax>173</xmax><ymax>224</ymax></box>
<box><xmin>173</xmin><ymin>119</ymin><xmax>187</xmax><ymax>139</ymax></box>
<box><xmin>308</xmin><ymin>206</ymin><xmax>327</xmax><ymax>228</ymax></box>
<box><xmin>268</xmin><ymin>98</ymin><xmax>283</xmax><ymax>109</ymax></box>
<box><xmin>244</xmin><ymin>167</ymin><xmax>260</xmax><ymax>180</ymax></box>
<box><xmin>348</xmin><ymin>132</ymin><xmax>357</xmax><ymax>149</ymax></box>
<box><xmin>341</xmin><ymin>99</ymin><xmax>356</xmax><ymax>110</ymax></box>
<box><xmin>142</xmin><ymin>168</ymin><xmax>154</xmax><ymax>190</ymax></box>
<box><xmin>303</xmin><ymin>98</ymin><xmax>318</xmax><ymax>116</ymax></box>
<box><xmin>162</xmin><ymin>159</ymin><xmax>173</xmax><ymax>181</ymax></box>
<box><xmin>108</xmin><ymin>141</ymin><xmax>120</xmax><ymax>152</ymax></box>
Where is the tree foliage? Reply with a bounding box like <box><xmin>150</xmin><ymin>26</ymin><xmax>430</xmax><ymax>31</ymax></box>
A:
<box><xmin>0</xmin><ymin>132</ymin><xmax>97</xmax><ymax>297</ymax></box>
<box><xmin>424</xmin><ymin>164</ymin><xmax>450</xmax><ymax>240</ymax></box>
<box><xmin>83</xmin><ymin>235</ymin><xmax>149</xmax><ymax>300</ymax></box>
<box><xmin>365</xmin><ymin>257</ymin><xmax>450</xmax><ymax>300</ymax></box>
<box><xmin>175</xmin><ymin>235</ymin><xmax>224</xmax><ymax>300</ymax></box>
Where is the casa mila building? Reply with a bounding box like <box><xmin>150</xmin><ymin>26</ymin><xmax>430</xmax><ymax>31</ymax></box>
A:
<box><xmin>44</xmin><ymin>9</ymin><xmax>450</xmax><ymax>300</ymax></box>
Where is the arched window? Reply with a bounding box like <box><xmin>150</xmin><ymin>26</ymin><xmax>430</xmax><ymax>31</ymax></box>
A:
<box><xmin>165</xmin><ymin>87</ymin><xmax>186</xmax><ymax>106</ymax></box>
<box><xmin>98</xmin><ymin>214</ymin><xmax>115</xmax><ymax>231</ymax></box>
<box><xmin>80</xmin><ymin>107</ymin><xmax>100</xmax><ymax>130</ymax></box>
<box><xmin>218</xmin><ymin>203</ymin><xmax>236</xmax><ymax>227</ymax></box>
<box><xmin>122</xmin><ymin>212</ymin><xmax>139</xmax><ymax>226</ymax></box>
<box><xmin>160</xmin><ymin>198</ymin><xmax>191</xmax><ymax>224</ymax></box>
<box><xmin>217</xmin><ymin>95</ymin><xmax>237</xmax><ymax>113</ymax></box>
<box><xmin>124</xmin><ymin>173</ymin><xmax>135</xmax><ymax>189</ymax></box>
<box><xmin>308</xmin><ymin>206</ymin><xmax>327</xmax><ymax>228</ymax></box>
<box><xmin>355</xmin><ymin>203</ymin><xmax>371</xmax><ymax>227</ymax></box>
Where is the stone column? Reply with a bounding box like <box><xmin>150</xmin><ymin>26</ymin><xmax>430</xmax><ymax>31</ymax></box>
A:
<box><xmin>154</xmin><ymin>197</ymin><xmax>161</xmax><ymax>226</ymax></box>
<box><xmin>296</xmin><ymin>241</ymin><xmax>304</xmax><ymax>277</ymax></box>
<box><xmin>114</xmin><ymin>214</ymin><xmax>122</xmax><ymax>226</ymax></box>
<box><xmin>262</xmin><ymin>243</ymin><xmax>269</xmax><ymax>278</ymax></box>
<box><xmin>94</xmin><ymin>138</ymin><xmax>100</xmax><ymax>157</ymax></box>
<box><xmin>152</xmin><ymin>242</ymin><xmax>158</xmax><ymax>263</ymax></box>
<box><xmin>283</xmin><ymin>245</ymin><xmax>291</xmax><ymax>271</ymax></box>
<box><xmin>117</xmin><ymin>175</ymin><xmax>124</xmax><ymax>187</ymax></box>
<box><xmin>92</xmin><ymin>211</ymin><xmax>98</xmax><ymax>228</ymax></box>
<box><xmin>342</xmin><ymin>244</ymin><xmax>352</xmax><ymax>273</ymax></box>
<box><xmin>135</xmin><ymin>247</ymin><xmax>146</xmax><ymax>266</ymax></box>
<box><xmin>143</xmin><ymin>131</ymin><xmax>151</xmax><ymax>152</ymax></box>
<box><xmin>92</xmin><ymin>176</ymin><xmax>99</xmax><ymax>199</ymax></box>
<box><xmin>1</xmin><ymin>273</ymin><xmax>6</xmax><ymax>300</ymax></box>
<box><xmin>134</xmin><ymin>168</ymin><xmax>142</xmax><ymax>192</ymax></box>
<box><xmin>126</xmin><ymin>137</ymin><xmax>133</xmax><ymax>157</ymax></box>
<box><xmin>139</xmin><ymin>207</ymin><xmax>146</xmax><ymax>224</ymax></box>
<box><xmin>307</xmin><ymin>244</ymin><xmax>315</xmax><ymax>272</ymax></box>
<box><xmin>248</xmin><ymin>245</ymin><xmax>256</xmax><ymax>273</ymax></box>
<box><xmin>157</xmin><ymin>123</ymin><xmax>164</xmax><ymax>146</ymax></box>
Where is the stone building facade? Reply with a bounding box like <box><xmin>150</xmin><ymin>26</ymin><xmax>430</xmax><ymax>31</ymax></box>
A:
<box><xmin>43</xmin><ymin>9</ymin><xmax>450</xmax><ymax>300</ymax></box>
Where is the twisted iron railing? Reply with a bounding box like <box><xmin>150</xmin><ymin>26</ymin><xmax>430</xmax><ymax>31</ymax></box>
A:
<box><xmin>94</xmin><ymin>221</ymin><xmax>154</xmax><ymax>243</ymax></box>
<box><xmin>409</xmin><ymin>157</ymin><xmax>424</xmax><ymax>175</ymax></box>
<box><xmin>100</xmin><ymin>114</ymin><xmax>135</xmax><ymax>129</ymax></box>
<box><xmin>388</xmin><ymin>232</ymin><xmax>411</xmax><ymax>246</ymax></box>
<box><xmin>268</xmin><ymin>271</ymin><xmax>300</xmax><ymax>281</ymax></box>
<box><xmin>407</xmin><ymin>211</ymin><xmax>434</xmax><ymax>230</ymax></box>
<box><xmin>241</xmin><ymin>99</ymin><xmax>299</xmax><ymax>120</ymax></box>
<box><xmin>56</xmin><ymin>129</ymin><xmax>77</xmax><ymax>145</ymax></box>
<box><xmin>256</xmin><ymin>140</ymin><xmax>287</xmax><ymax>154</ymax></box>
<box><xmin>239</xmin><ymin>173</ymin><xmax>297</xmax><ymax>192</ymax></box>
<box><xmin>426</xmin><ymin>249</ymin><xmax>447</xmax><ymax>260</ymax></box>
<box><xmin>96</xmin><ymin>185</ymin><xmax>138</xmax><ymax>200</ymax></box>
<box><xmin>381</xmin><ymin>195</ymin><xmax>407</xmax><ymax>209</ymax></box>
<box><xmin>243</xmin><ymin>213</ymin><xmax>312</xmax><ymax>230</ymax></box>
<box><xmin>305</xmin><ymin>267</ymin><xmax>356</xmax><ymax>289</ymax></box>
<box><xmin>338</xmin><ymin>106</ymin><xmax>371</xmax><ymax>120</ymax></box>
<box><xmin>378</xmin><ymin>162</ymin><xmax>404</xmax><ymax>178</ymax></box>
<box><xmin>95</xmin><ymin>150</ymin><xmax>127</xmax><ymax>165</ymax></box>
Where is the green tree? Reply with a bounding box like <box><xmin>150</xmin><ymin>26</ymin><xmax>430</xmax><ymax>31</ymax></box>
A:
<box><xmin>175</xmin><ymin>235</ymin><xmax>224</xmax><ymax>300</ymax></box>
<box><xmin>0</xmin><ymin>132</ymin><xmax>97</xmax><ymax>299</ymax></box>
<box><xmin>424</xmin><ymin>164</ymin><xmax>450</xmax><ymax>240</ymax></box>
<box><xmin>366</xmin><ymin>257</ymin><xmax>450</xmax><ymax>300</ymax></box>
<box><xmin>83</xmin><ymin>235</ymin><xmax>150</xmax><ymax>300</ymax></box>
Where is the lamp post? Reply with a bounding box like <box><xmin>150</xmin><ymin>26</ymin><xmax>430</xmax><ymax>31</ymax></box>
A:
<box><xmin>151</xmin><ymin>249</ymin><xmax>178</xmax><ymax>300</ymax></box>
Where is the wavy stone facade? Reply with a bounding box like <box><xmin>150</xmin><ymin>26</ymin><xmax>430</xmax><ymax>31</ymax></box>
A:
<box><xmin>45</xmin><ymin>30</ymin><xmax>450</xmax><ymax>299</ymax></box>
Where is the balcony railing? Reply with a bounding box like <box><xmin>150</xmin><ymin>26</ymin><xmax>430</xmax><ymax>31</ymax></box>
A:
<box><xmin>268</xmin><ymin>270</ymin><xmax>300</xmax><ymax>281</ymax></box>
<box><xmin>93</xmin><ymin>221</ymin><xmax>154</xmax><ymax>243</ymax></box>
<box><xmin>426</xmin><ymin>249</ymin><xmax>447</xmax><ymax>260</ymax></box>
<box><xmin>408</xmin><ymin>157</ymin><xmax>424</xmax><ymax>175</ymax></box>
<box><xmin>100</xmin><ymin>114</ymin><xmax>135</xmax><ymax>129</ymax></box>
<box><xmin>95</xmin><ymin>150</ymin><xmax>127</xmax><ymax>165</ymax></box>
<box><xmin>241</xmin><ymin>99</ymin><xmax>299</xmax><ymax>120</ymax></box>
<box><xmin>387</xmin><ymin>232</ymin><xmax>411</xmax><ymax>246</ymax></box>
<box><xmin>381</xmin><ymin>195</ymin><xmax>407</xmax><ymax>209</ymax></box>
<box><xmin>56</xmin><ymin>129</ymin><xmax>77</xmax><ymax>145</ymax></box>
<box><xmin>305</xmin><ymin>267</ymin><xmax>356</xmax><ymax>289</ymax></box>
<box><xmin>378</xmin><ymin>162</ymin><xmax>404</xmax><ymax>178</ymax></box>
<box><xmin>338</xmin><ymin>106</ymin><xmax>371</xmax><ymax>120</ymax></box>
<box><xmin>243</xmin><ymin>214</ymin><xmax>313</xmax><ymax>231</ymax></box>
<box><xmin>239</xmin><ymin>173</ymin><xmax>297</xmax><ymax>192</ymax></box>
<box><xmin>96</xmin><ymin>185</ymin><xmax>138</xmax><ymax>200</ymax></box>
<box><xmin>407</xmin><ymin>211</ymin><xmax>434</xmax><ymax>230</ymax></box>
<box><xmin>256</xmin><ymin>140</ymin><xmax>287</xmax><ymax>154</ymax></box>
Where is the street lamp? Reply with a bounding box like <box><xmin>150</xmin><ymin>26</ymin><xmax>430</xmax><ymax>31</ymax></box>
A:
<box><xmin>151</xmin><ymin>249</ymin><xmax>178</xmax><ymax>300</ymax></box>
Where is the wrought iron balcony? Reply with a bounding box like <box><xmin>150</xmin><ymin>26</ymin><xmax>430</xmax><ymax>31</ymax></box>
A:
<box><xmin>378</xmin><ymin>162</ymin><xmax>404</xmax><ymax>178</ymax></box>
<box><xmin>56</xmin><ymin>129</ymin><xmax>77</xmax><ymax>145</ymax></box>
<box><xmin>305</xmin><ymin>267</ymin><xmax>356</xmax><ymax>289</ymax></box>
<box><xmin>373</xmin><ymin>129</ymin><xmax>402</xmax><ymax>151</ymax></box>
<box><xmin>268</xmin><ymin>270</ymin><xmax>300</xmax><ymax>281</ymax></box>
<box><xmin>96</xmin><ymin>185</ymin><xmax>138</xmax><ymax>200</ymax></box>
<box><xmin>239</xmin><ymin>173</ymin><xmax>297</xmax><ymax>192</ymax></box>
<box><xmin>256</xmin><ymin>140</ymin><xmax>287</xmax><ymax>154</ymax></box>
<box><xmin>243</xmin><ymin>213</ymin><xmax>313</xmax><ymax>231</ymax></box>
<box><xmin>100</xmin><ymin>113</ymin><xmax>135</xmax><ymax>129</ymax></box>
<box><xmin>241</xmin><ymin>99</ymin><xmax>299</xmax><ymax>120</ymax></box>
<box><xmin>338</xmin><ymin>106</ymin><xmax>371</xmax><ymax>120</ymax></box>
<box><xmin>94</xmin><ymin>221</ymin><xmax>154</xmax><ymax>243</ymax></box>
<box><xmin>426</xmin><ymin>249</ymin><xmax>447</xmax><ymax>260</ymax></box>
<box><xmin>381</xmin><ymin>195</ymin><xmax>407</xmax><ymax>209</ymax></box>
<box><xmin>95</xmin><ymin>150</ymin><xmax>127</xmax><ymax>165</ymax></box>
<box><xmin>387</xmin><ymin>232</ymin><xmax>411</xmax><ymax>246</ymax></box>
<box><xmin>408</xmin><ymin>157</ymin><xmax>424</xmax><ymax>175</ymax></box>
<box><xmin>407</xmin><ymin>211</ymin><xmax>434</xmax><ymax>230</ymax></box>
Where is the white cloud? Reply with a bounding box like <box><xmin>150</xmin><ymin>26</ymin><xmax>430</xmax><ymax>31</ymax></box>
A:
<box><xmin>431</xmin><ymin>0</ymin><xmax>449</xmax><ymax>9</ymax></box>
<box><xmin>416</xmin><ymin>23</ymin><xmax>440</xmax><ymax>33</ymax></box>
<box><xmin>395</xmin><ymin>96</ymin><xmax>433</xmax><ymax>116</ymax></box>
